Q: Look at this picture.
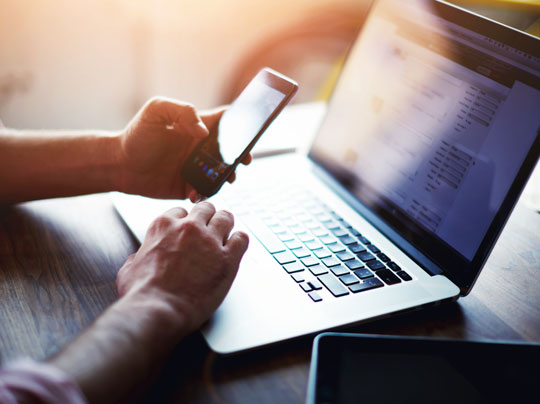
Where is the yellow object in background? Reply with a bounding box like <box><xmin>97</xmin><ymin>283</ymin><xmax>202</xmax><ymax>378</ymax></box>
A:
<box><xmin>526</xmin><ymin>17</ymin><xmax>540</xmax><ymax>36</ymax></box>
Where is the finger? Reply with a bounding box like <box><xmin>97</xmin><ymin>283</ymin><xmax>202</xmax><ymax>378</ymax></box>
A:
<box><xmin>147</xmin><ymin>97</ymin><xmax>209</xmax><ymax>139</ymax></box>
<box><xmin>200</xmin><ymin>106</ymin><xmax>227</xmax><ymax>131</ymax></box>
<box><xmin>189</xmin><ymin>201</ymin><xmax>216</xmax><ymax>225</ymax></box>
<box><xmin>225</xmin><ymin>231</ymin><xmax>250</xmax><ymax>263</ymax></box>
<box><xmin>227</xmin><ymin>172</ymin><xmax>236</xmax><ymax>184</ymax></box>
<box><xmin>208</xmin><ymin>210</ymin><xmax>235</xmax><ymax>244</ymax></box>
<box><xmin>163</xmin><ymin>206</ymin><xmax>189</xmax><ymax>220</ymax></box>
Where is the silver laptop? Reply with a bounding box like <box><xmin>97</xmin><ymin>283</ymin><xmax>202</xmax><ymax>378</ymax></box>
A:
<box><xmin>113</xmin><ymin>0</ymin><xmax>540</xmax><ymax>353</ymax></box>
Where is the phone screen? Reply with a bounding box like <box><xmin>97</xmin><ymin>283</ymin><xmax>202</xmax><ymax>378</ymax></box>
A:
<box><xmin>192</xmin><ymin>80</ymin><xmax>288</xmax><ymax>183</ymax></box>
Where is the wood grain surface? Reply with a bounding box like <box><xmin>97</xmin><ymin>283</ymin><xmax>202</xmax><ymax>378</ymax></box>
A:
<box><xmin>0</xmin><ymin>193</ymin><xmax>539</xmax><ymax>403</ymax></box>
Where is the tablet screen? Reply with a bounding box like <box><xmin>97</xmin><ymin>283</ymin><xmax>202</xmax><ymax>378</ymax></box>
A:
<box><xmin>308</xmin><ymin>333</ymin><xmax>540</xmax><ymax>404</ymax></box>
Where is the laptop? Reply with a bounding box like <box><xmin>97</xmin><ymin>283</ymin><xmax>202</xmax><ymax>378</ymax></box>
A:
<box><xmin>112</xmin><ymin>0</ymin><xmax>540</xmax><ymax>353</ymax></box>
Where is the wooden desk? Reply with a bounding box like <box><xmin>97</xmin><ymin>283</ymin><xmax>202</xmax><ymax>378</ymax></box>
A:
<box><xmin>0</xmin><ymin>191</ymin><xmax>539</xmax><ymax>403</ymax></box>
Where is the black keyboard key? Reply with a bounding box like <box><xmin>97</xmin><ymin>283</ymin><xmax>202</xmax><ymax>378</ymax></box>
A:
<box><xmin>367</xmin><ymin>244</ymin><xmax>380</xmax><ymax>253</ymax></box>
<box><xmin>387</xmin><ymin>261</ymin><xmax>402</xmax><ymax>272</ymax></box>
<box><xmin>345</xmin><ymin>259</ymin><xmax>364</xmax><ymax>270</ymax></box>
<box><xmin>274</xmin><ymin>251</ymin><xmax>296</xmax><ymax>264</ymax></box>
<box><xmin>377</xmin><ymin>269</ymin><xmax>402</xmax><ymax>285</ymax></box>
<box><xmin>397</xmin><ymin>270</ymin><xmax>412</xmax><ymax>281</ymax></box>
<box><xmin>283</xmin><ymin>261</ymin><xmax>304</xmax><ymax>273</ymax></box>
<box><xmin>301</xmin><ymin>256</ymin><xmax>320</xmax><ymax>267</ymax></box>
<box><xmin>377</xmin><ymin>253</ymin><xmax>391</xmax><ymax>262</ymax></box>
<box><xmin>322</xmin><ymin>256</ymin><xmax>341</xmax><ymax>267</ymax></box>
<box><xmin>318</xmin><ymin>273</ymin><xmax>349</xmax><ymax>297</ymax></box>
<box><xmin>308</xmin><ymin>291</ymin><xmax>323</xmax><ymax>302</ymax></box>
<box><xmin>328</xmin><ymin>243</ymin><xmax>346</xmax><ymax>253</ymax></box>
<box><xmin>339</xmin><ymin>273</ymin><xmax>360</xmax><ymax>285</ymax></box>
<box><xmin>314</xmin><ymin>248</ymin><xmax>332</xmax><ymax>259</ymax></box>
<box><xmin>353</xmin><ymin>268</ymin><xmax>374</xmax><ymax>279</ymax></box>
<box><xmin>366</xmin><ymin>260</ymin><xmax>385</xmax><ymax>271</ymax></box>
<box><xmin>349</xmin><ymin>277</ymin><xmax>384</xmax><ymax>293</ymax></box>
<box><xmin>308</xmin><ymin>264</ymin><xmax>329</xmax><ymax>276</ymax></box>
<box><xmin>330</xmin><ymin>264</ymin><xmax>349</xmax><ymax>276</ymax></box>
<box><xmin>336</xmin><ymin>251</ymin><xmax>355</xmax><ymax>261</ymax></box>
<box><xmin>338</xmin><ymin>235</ymin><xmax>357</xmax><ymax>245</ymax></box>
<box><xmin>358</xmin><ymin>251</ymin><xmax>376</xmax><ymax>262</ymax></box>
<box><xmin>358</xmin><ymin>235</ymin><xmax>371</xmax><ymax>245</ymax></box>
<box><xmin>292</xmin><ymin>247</ymin><xmax>311</xmax><ymax>258</ymax></box>
<box><xmin>348</xmin><ymin>243</ymin><xmax>367</xmax><ymax>254</ymax></box>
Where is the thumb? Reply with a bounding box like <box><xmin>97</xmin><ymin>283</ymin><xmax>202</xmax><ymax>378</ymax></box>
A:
<box><xmin>200</xmin><ymin>106</ymin><xmax>228</xmax><ymax>132</ymax></box>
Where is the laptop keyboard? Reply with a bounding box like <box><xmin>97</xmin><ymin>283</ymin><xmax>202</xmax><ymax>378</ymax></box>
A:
<box><xmin>224</xmin><ymin>183</ymin><xmax>412</xmax><ymax>303</ymax></box>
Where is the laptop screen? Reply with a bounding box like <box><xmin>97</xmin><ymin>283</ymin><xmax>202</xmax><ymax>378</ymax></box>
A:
<box><xmin>309</xmin><ymin>0</ymin><xmax>540</xmax><ymax>288</ymax></box>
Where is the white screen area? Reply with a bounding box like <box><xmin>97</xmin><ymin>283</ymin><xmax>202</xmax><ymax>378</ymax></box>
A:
<box><xmin>217</xmin><ymin>81</ymin><xmax>285</xmax><ymax>165</ymax></box>
<box><xmin>311</xmin><ymin>0</ymin><xmax>540</xmax><ymax>260</ymax></box>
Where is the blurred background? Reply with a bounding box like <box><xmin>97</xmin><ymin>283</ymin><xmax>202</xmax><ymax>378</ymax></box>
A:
<box><xmin>1</xmin><ymin>0</ymin><xmax>538</xmax><ymax>130</ymax></box>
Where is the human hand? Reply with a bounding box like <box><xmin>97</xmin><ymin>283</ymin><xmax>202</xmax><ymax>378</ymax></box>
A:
<box><xmin>116</xmin><ymin>201</ymin><xmax>249</xmax><ymax>334</ymax></box>
<box><xmin>117</xmin><ymin>97</ymin><xmax>251</xmax><ymax>202</ymax></box>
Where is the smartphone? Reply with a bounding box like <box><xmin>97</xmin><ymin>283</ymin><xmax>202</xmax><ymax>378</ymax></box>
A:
<box><xmin>181</xmin><ymin>68</ymin><xmax>298</xmax><ymax>197</ymax></box>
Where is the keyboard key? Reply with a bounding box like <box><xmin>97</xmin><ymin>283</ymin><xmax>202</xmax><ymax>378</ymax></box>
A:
<box><xmin>291</xmin><ymin>273</ymin><xmax>305</xmax><ymax>282</ymax></box>
<box><xmin>305</xmin><ymin>240</ymin><xmax>324</xmax><ymax>250</ymax></box>
<box><xmin>298</xmin><ymin>232</ymin><xmax>315</xmax><ymax>242</ymax></box>
<box><xmin>301</xmin><ymin>256</ymin><xmax>320</xmax><ymax>267</ymax></box>
<box><xmin>308</xmin><ymin>291</ymin><xmax>323</xmax><ymax>302</ymax></box>
<box><xmin>339</xmin><ymin>273</ymin><xmax>360</xmax><ymax>285</ymax></box>
<box><xmin>322</xmin><ymin>220</ymin><xmax>340</xmax><ymax>230</ymax></box>
<box><xmin>349</xmin><ymin>277</ymin><xmax>384</xmax><ymax>293</ymax></box>
<box><xmin>278</xmin><ymin>231</ymin><xmax>295</xmax><ymax>242</ymax></box>
<box><xmin>377</xmin><ymin>253</ymin><xmax>391</xmax><ymax>262</ymax></box>
<box><xmin>273</xmin><ymin>251</ymin><xmax>296</xmax><ymax>264</ymax></box>
<box><xmin>285</xmin><ymin>239</ymin><xmax>302</xmax><ymax>250</ymax></box>
<box><xmin>353</xmin><ymin>268</ymin><xmax>374</xmax><ymax>279</ymax></box>
<box><xmin>328</xmin><ymin>243</ymin><xmax>346</xmax><ymax>253</ymax></box>
<box><xmin>366</xmin><ymin>260</ymin><xmax>385</xmax><ymax>271</ymax></box>
<box><xmin>300</xmin><ymin>282</ymin><xmax>313</xmax><ymax>292</ymax></box>
<box><xmin>330</xmin><ymin>264</ymin><xmax>349</xmax><ymax>276</ymax></box>
<box><xmin>322</xmin><ymin>256</ymin><xmax>341</xmax><ymax>267</ymax></box>
<box><xmin>338</xmin><ymin>235</ymin><xmax>357</xmax><ymax>245</ymax></box>
<box><xmin>349</xmin><ymin>243</ymin><xmax>367</xmax><ymax>254</ymax></box>
<box><xmin>319</xmin><ymin>235</ymin><xmax>338</xmax><ymax>245</ymax></box>
<box><xmin>307</xmin><ymin>279</ymin><xmax>323</xmax><ymax>290</ymax></box>
<box><xmin>283</xmin><ymin>261</ymin><xmax>304</xmax><ymax>273</ymax></box>
<box><xmin>308</xmin><ymin>264</ymin><xmax>329</xmax><ymax>276</ymax></box>
<box><xmin>314</xmin><ymin>248</ymin><xmax>332</xmax><ymax>259</ymax></box>
<box><xmin>345</xmin><ymin>259</ymin><xmax>364</xmax><ymax>270</ymax></box>
<box><xmin>293</xmin><ymin>247</ymin><xmax>311</xmax><ymax>258</ymax></box>
<box><xmin>311</xmin><ymin>227</ymin><xmax>329</xmax><ymax>237</ymax></box>
<box><xmin>357</xmin><ymin>235</ymin><xmax>371</xmax><ymax>245</ymax></box>
<box><xmin>367</xmin><ymin>244</ymin><xmax>380</xmax><ymax>253</ymax></box>
<box><xmin>397</xmin><ymin>270</ymin><xmax>412</xmax><ymax>281</ymax></box>
<box><xmin>318</xmin><ymin>273</ymin><xmax>349</xmax><ymax>297</ymax></box>
<box><xmin>242</xmin><ymin>215</ymin><xmax>285</xmax><ymax>253</ymax></box>
<box><xmin>336</xmin><ymin>251</ymin><xmax>355</xmax><ymax>261</ymax></box>
<box><xmin>376</xmin><ymin>269</ymin><xmax>402</xmax><ymax>285</ymax></box>
<box><xmin>387</xmin><ymin>261</ymin><xmax>402</xmax><ymax>272</ymax></box>
<box><xmin>358</xmin><ymin>251</ymin><xmax>376</xmax><ymax>262</ymax></box>
<box><xmin>331</xmin><ymin>228</ymin><xmax>348</xmax><ymax>237</ymax></box>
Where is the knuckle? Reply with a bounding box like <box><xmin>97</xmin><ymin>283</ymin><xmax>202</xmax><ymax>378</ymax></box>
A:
<box><xmin>149</xmin><ymin>215</ymin><xmax>173</xmax><ymax>231</ymax></box>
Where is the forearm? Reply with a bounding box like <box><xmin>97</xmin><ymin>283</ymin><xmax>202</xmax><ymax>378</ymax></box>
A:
<box><xmin>0</xmin><ymin>128</ymin><xmax>123</xmax><ymax>203</ymax></box>
<box><xmin>48</xmin><ymin>294</ymin><xmax>188</xmax><ymax>404</ymax></box>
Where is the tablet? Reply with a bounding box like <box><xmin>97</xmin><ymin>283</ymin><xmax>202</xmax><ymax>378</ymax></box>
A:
<box><xmin>307</xmin><ymin>333</ymin><xmax>540</xmax><ymax>404</ymax></box>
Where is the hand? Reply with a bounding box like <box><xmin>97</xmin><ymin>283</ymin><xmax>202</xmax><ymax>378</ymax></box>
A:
<box><xmin>117</xmin><ymin>96</ymin><xmax>252</xmax><ymax>202</ymax></box>
<box><xmin>116</xmin><ymin>201</ymin><xmax>249</xmax><ymax>334</ymax></box>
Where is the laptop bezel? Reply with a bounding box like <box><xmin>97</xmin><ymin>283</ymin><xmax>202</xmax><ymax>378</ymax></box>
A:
<box><xmin>307</xmin><ymin>0</ymin><xmax>540</xmax><ymax>295</ymax></box>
